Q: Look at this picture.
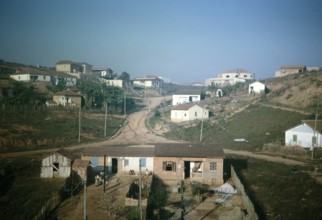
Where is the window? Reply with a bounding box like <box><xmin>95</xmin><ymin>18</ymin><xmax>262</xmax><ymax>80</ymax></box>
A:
<box><xmin>163</xmin><ymin>161</ymin><xmax>176</xmax><ymax>171</ymax></box>
<box><xmin>210</xmin><ymin>162</ymin><xmax>217</xmax><ymax>171</ymax></box>
<box><xmin>140</xmin><ymin>158</ymin><xmax>146</xmax><ymax>168</ymax></box>
<box><xmin>312</xmin><ymin>136</ymin><xmax>317</xmax><ymax>145</ymax></box>
<box><xmin>195</xmin><ymin>112</ymin><xmax>197</xmax><ymax>116</ymax></box>
<box><xmin>293</xmin><ymin>135</ymin><xmax>297</xmax><ymax>142</ymax></box>
<box><xmin>124</xmin><ymin>159</ymin><xmax>129</xmax><ymax>166</ymax></box>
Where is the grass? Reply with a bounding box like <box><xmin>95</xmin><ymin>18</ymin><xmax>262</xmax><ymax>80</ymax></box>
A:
<box><xmin>0</xmin><ymin>108</ymin><xmax>124</xmax><ymax>152</ymax></box>
<box><xmin>230</xmin><ymin>156</ymin><xmax>322</xmax><ymax>220</ymax></box>
<box><xmin>163</xmin><ymin>104</ymin><xmax>310</xmax><ymax>151</ymax></box>
<box><xmin>0</xmin><ymin>155</ymin><xmax>66</xmax><ymax>219</ymax></box>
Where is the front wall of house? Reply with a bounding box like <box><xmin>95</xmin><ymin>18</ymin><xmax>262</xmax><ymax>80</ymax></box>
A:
<box><xmin>187</xmin><ymin>105</ymin><xmax>208</xmax><ymax>121</ymax></box>
<box><xmin>286</xmin><ymin>125</ymin><xmax>322</xmax><ymax>148</ymax></box>
<box><xmin>172</xmin><ymin>95</ymin><xmax>201</xmax><ymax>106</ymax></box>
<box><xmin>105</xmin><ymin>79</ymin><xmax>123</xmax><ymax>88</ymax></box>
<box><xmin>171</xmin><ymin>110</ymin><xmax>188</xmax><ymax>122</ymax></box>
<box><xmin>56</xmin><ymin>64</ymin><xmax>71</xmax><ymax>73</ymax></box>
<box><xmin>153</xmin><ymin>157</ymin><xmax>224</xmax><ymax>186</ymax></box>
<box><xmin>82</xmin><ymin>156</ymin><xmax>154</xmax><ymax>174</ymax></box>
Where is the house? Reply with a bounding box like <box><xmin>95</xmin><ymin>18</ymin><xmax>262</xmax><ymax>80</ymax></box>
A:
<box><xmin>10</xmin><ymin>72</ymin><xmax>77</xmax><ymax>87</ymax></box>
<box><xmin>56</xmin><ymin>60</ymin><xmax>93</xmax><ymax>74</ymax></box>
<box><xmin>172</xmin><ymin>90</ymin><xmax>202</xmax><ymax>106</ymax></box>
<box><xmin>307</xmin><ymin>66</ymin><xmax>322</xmax><ymax>72</ymax></box>
<box><xmin>249</xmin><ymin>81</ymin><xmax>266</xmax><ymax>94</ymax></box>
<box><xmin>133</xmin><ymin>75</ymin><xmax>162</xmax><ymax>88</ymax></box>
<box><xmin>205</xmin><ymin>68</ymin><xmax>254</xmax><ymax>87</ymax></box>
<box><xmin>275</xmin><ymin>65</ymin><xmax>307</xmax><ymax>77</ymax></box>
<box><xmin>10</xmin><ymin>72</ymin><xmax>51</xmax><ymax>83</ymax></box>
<box><xmin>285</xmin><ymin>120</ymin><xmax>322</xmax><ymax>148</ymax></box>
<box><xmin>153</xmin><ymin>143</ymin><xmax>224</xmax><ymax>186</ymax></box>
<box><xmin>40</xmin><ymin>149</ymin><xmax>79</xmax><ymax>178</ymax></box>
<box><xmin>81</xmin><ymin>145</ymin><xmax>155</xmax><ymax>175</ymax></box>
<box><xmin>93</xmin><ymin>68</ymin><xmax>113</xmax><ymax>78</ymax></box>
<box><xmin>53</xmin><ymin>90</ymin><xmax>83</xmax><ymax>107</ymax></box>
<box><xmin>100</xmin><ymin>78</ymin><xmax>123</xmax><ymax>88</ymax></box>
<box><xmin>171</xmin><ymin>102</ymin><xmax>209</xmax><ymax>122</ymax></box>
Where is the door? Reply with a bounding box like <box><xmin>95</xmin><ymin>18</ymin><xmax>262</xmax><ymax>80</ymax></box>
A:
<box><xmin>184</xmin><ymin>161</ymin><xmax>190</xmax><ymax>179</ymax></box>
<box><xmin>112</xmin><ymin>158</ymin><xmax>118</xmax><ymax>173</ymax></box>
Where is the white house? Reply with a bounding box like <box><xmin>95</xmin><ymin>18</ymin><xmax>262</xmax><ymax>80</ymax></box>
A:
<box><xmin>285</xmin><ymin>120</ymin><xmax>322</xmax><ymax>148</ymax></box>
<box><xmin>10</xmin><ymin>73</ymin><xmax>51</xmax><ymax>83</ymax></box>
<box><xmin>171</xmin><ymin>102</ymin><xmax>209</xmax><ymax>122</ymax></box>
<box><xmin>133</xmin><ymin>76</ymin><xmax>162</xmax><ymax>88</ymax></box>
<box><xmin>249</xmin><ymin>81</ymin><xmax>266</xmax><ymax>94</ymax></box>
<box><xmin>172</xmin><ymin>90</ymin><xmax>201</xmax><ymax>106</ymax></box>
<box><xmin>100</xmin><ymin>78</ymin><xmax>123</xmax><ymax>88</ymax></box>
<box><xmin>81</xmin><ymin>145</ymin><xmax>155</xmax><ymax>175</ymax></box>
<box><xmin>205</xmin><ymin>68</ymin><xmax>254</xmax><ymax>87</ymax></box>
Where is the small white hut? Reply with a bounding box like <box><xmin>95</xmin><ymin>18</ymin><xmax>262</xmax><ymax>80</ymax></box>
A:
<box><xmin>40</xmin><ymin>149</ymin><xmax>79</xmax><ymax>178</ymax></box>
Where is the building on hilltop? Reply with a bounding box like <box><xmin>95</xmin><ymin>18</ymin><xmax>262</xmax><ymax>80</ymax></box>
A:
<box><xmin>205</xmin><ymin>68</ymin><xmax>254</xmax><ymax>87</ymax></box>
<box><xmin>275</xmin><ymin>65</ymin><xmax>307</xmax><ymax>77</ymax></box>
<box><xmin>56</xmin><ymin>60</ymin><xmax>93</xmax><ymax>75</ymax></box>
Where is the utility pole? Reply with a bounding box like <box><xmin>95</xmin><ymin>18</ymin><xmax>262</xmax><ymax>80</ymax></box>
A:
<box><xmin>104</xmin><ymin>101</ymin><xmax>107</xmax><ymax>137</ymax></box>
<box><xmin>200</xmin><ymin>108</ymin><xmax>204</xmax><ymax>142</ymax></box>
<box><xmin>124</xmin><ymin>89</ymin><xmax>126</xmax><ymax>116</ymax></box>
<box><xmin>139</xmin><ymin>158</ymin><xmax>143</xmax><ymax>220</ymax></box>
<box><xmin>78</xmin><ymin>105</ymin><xmax>81</xmax><ymax>143</ymax></box>
<box><xmin>103</xmin><ymin>154</ymin><xmax>106</xmax><ymax>192</ymax></box>
<box><xmin>84</xmin><ymin>179</ymin><xmax>87</xmax><ymax>220</ymax></box>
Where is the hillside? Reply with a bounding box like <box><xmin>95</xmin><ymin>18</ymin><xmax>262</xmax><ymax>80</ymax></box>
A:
<box><xmin>262</xmin><ymin>71</ymin><xmax>322</xmax><ymax>111</ymax></box>
<box><xmin>153</xmin><ymin>71</ymin><xmax>322</xmax><ymax>151</ymax></box>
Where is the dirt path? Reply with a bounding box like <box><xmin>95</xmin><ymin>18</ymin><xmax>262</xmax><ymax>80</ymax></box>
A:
<box><xmin>0</xmin><ymin>95</ymin><xmax>177</xmax><ymax>158</ymax></box>
<box><xmin>224</xmin><ymin>149</ymin><xmax>307</xmax><ymax>166</ymax></box>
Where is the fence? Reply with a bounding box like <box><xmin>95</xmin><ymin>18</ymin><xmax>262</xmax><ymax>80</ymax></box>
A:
<box><xmin>231</xmin><ymin>166</ymin><xmax>258</xmax><ymax>220</ymax></box>
<box><xmin>33</xmin><ymin>191</ymin><xmax>63</xmax><ymax>220</ymax></box>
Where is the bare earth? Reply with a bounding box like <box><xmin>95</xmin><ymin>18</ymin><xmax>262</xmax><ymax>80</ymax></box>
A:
<box><xmin>2</xmin><ymin>94</ymin><xmax>320</xmax><ymax>220</ymax></box>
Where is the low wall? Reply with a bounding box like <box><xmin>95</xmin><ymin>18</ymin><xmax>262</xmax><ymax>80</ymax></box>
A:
<box><xmin>231</xmin><ymin>166</ymin><xmax>258</xmax><ymax>220</ymax></box>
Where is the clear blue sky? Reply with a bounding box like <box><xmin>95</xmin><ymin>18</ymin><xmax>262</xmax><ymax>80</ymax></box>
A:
<box><xmin>1</xmin><ymin>0</ymin><xmax>322</xmax><ymax>83</ymax></box>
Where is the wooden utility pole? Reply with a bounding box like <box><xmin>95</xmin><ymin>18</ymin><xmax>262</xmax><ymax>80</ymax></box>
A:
<box><xmin>139</xmin><ymin>159</ymin><xmax>143</xmax><ymax>220</ymax></box>
<box><xmin>104</xmin><ymin>154</ymin><xmax>106</xmax><ymax>192</ymax></box>
<box><xmin>78</xmin><ymin>106</ymin><xmax>81</xmax><ymax>143</ymax></box>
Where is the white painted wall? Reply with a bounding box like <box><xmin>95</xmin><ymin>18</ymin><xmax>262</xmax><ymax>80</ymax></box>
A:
<box><xmin>172</xmin><ymin>94</ymin><xmax>201</xmax><ymax>106</ymax></box>
<box><xmin>171</xmin><ymin>105</ymin><xmax>209</xmax><ymax>122</ymax></box>
<box><xmin>285</xmin><ymin>123</ymin><xmax>322</xmax><ymax>148</ymax></box>
<box><xmin>105</xmin><ymin>79</ymin><xmax>123</xmax><ymax>88</ymax></box>
<box><xmin>249</xmin><ymin>82</ymin><xmax>265</xmax><ymax>94</ymax></box>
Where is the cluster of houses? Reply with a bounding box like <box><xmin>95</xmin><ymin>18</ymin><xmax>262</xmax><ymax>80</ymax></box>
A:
<box><xmin>40</xmin><ymin>143</ymin><xmax>225</xmax><ymax>187</ymax></box>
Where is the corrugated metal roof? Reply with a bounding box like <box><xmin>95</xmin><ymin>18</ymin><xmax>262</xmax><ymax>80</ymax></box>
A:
<box><xmin>56</xmin><ymin>148</ymin><xmax>79</xmax><ymax>160</ymax></box>
<box><xmin>155</xmin><ymin>143</ymin><xmax>224</xmax><ymax>158</ymax></box>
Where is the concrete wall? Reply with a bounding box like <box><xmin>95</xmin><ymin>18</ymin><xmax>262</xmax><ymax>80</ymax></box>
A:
<box><xmin>231</xmin><ymin>166</ymin><xmax>258</xmax><ymax>220</ymax></box>
<box><xmin>153</xmin><ymin>157</ymin><xmax>224</xmax><ymax>186</ymax></box>
<box><xmin>171</xmin><ymin>106</ymin><xmax>209</xmax><ymax>122</ymax></box>
<box><xmin>172</xmin><ymin>94</ymin><xmax>201</xmax><ymax>106</ymax></box>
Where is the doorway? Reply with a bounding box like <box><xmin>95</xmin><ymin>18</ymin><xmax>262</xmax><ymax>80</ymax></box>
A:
<box><xmin>184</xmin><ymin>161</ymin><xmax>191</xmax><ymax>179</ymax></box>
<box><xmin>112</xmin><ymin>158</ymin><xmax>118</xmax><ymax>173</ymax></box>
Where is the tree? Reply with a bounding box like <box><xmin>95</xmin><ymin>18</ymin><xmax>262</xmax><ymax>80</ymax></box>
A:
<box><xmin>119</xmin><ymin>71</ymin><xmax>130</xmax><ymax>82</ymax></box>
<box><xmin>47</xmin><ymin>78</ymin><xmax>67</xmax><ymax>93</ymax></box>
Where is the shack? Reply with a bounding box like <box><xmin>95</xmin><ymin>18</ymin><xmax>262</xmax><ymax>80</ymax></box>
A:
<box><xmin>40</xmin><ymin>148</ymin><xmax>79</xmax><ymax>178</ymax></box>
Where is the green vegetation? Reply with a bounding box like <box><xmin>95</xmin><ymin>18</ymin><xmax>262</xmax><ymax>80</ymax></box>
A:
<box><xmin>232</xmin><ymin>156</ymin><xmax>322</xmax><ymax>220</ymax></box>
<box><xmin>0</xmin><ymin>156</ymin><xmax>65</xmax><ymax>219</ymax></box>
<box><xmin>164</xmin><ymin>104</ymin><xmax>310</xmax><ymax>151</ymax></box>
<box><xmin>0</xmin><ymin>108</ymin><xmax>123</xmax><ymax>152</ymax></box>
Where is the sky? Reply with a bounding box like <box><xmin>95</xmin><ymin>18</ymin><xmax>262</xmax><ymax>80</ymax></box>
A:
<box><xmin>0</xmin><ymin>0</ymin><xmax>322</xmax><ymax>83</ymax></box>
